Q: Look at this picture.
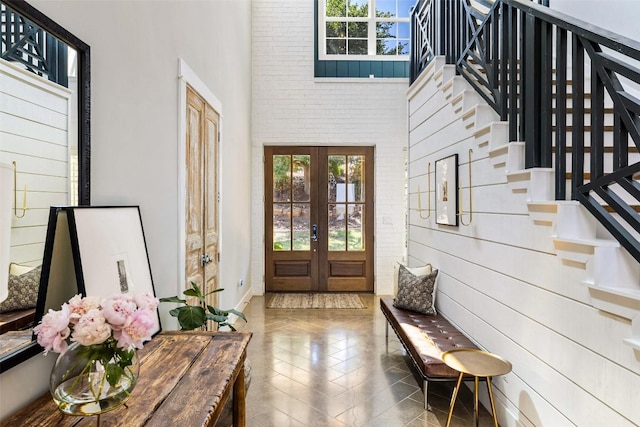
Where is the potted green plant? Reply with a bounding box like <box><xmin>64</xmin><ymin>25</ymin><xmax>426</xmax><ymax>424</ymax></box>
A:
<box><xmin>160</xmin><ymin>282</ymin><xmax>246</xmax><ymax>331</ymax></box>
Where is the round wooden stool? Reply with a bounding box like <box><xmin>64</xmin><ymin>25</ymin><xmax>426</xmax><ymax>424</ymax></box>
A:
<box><xmin>442</xmin><ymin>349</ymin><xmax>512</xmax><ymax>427</ymax></box>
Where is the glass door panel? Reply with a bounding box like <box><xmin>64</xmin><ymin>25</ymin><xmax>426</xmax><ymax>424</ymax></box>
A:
<box><xmin>328</xmin><ymin>204</ymin><xmax>346</xmax><ymax>250</ymax></box>
<box><xmin>347</xmin><ymin>205</ymin><xmax>364</xmax><ymax>251</ymax></box>
<box><xmin>272</xmin><ymin>154</ymin><xmax>312</xmax><ymax>252</ymax></box>
<box><xmin>273</xmin><ymin>203</ymin><xmax>291</xmax><ymax>251</ymax></box>
<box><xmin>292</xmin><ymin>203</ymin><xmax>310</xmax><ymax>251</ymax></box>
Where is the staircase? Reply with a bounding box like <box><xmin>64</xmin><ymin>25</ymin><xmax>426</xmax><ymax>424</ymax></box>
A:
<box><xmin>0</xmin><ymin>2</ymin><xmax>69</xmax><ymax>87</ymax></box>
<box><xmin>410</xmin><ymin>0</ymin><xmax>640</xmax><ymax>350</ymax></box>
<box><xmin>419</xmin><ymin>54</ymin><xmax>640</xmax><ymax>350</ymax></box>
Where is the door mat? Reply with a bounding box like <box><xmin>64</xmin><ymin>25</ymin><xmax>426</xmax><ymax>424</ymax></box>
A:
<box><xmin>266</xmin><ymin>293</ymin><xmax>366</xmax><ymax>309</ymax></box>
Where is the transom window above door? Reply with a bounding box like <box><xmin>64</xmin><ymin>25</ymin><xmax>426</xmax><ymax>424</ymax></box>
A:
<box><xmin>319</xmin><ymin>0</ymin><xmax>413</xmax><ymax>59</ymax></box>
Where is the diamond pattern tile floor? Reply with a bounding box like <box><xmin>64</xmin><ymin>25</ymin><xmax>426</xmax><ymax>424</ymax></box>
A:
<box><xmin>237</xmin><ymin>294</ymin><xmax>495</xmax><ymax>427</ymax></box>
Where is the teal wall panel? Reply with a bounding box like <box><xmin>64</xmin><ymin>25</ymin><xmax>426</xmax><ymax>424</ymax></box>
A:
<box><xmin>370</xmin><ymin>62</ymin><xmax>382</xmax><ymax>76</ymax></box>
<box><xmin>336</xmin><ymin>61</ymin><xmax>349</xmax><ymax>77</ymax></box>
<box><xmin>314</xmin><ymin>59</ymin><xmax>409</xmax><ymax>78</ymax></box>
<box><xmin>359</xmin><ymin>61</ymin><xmax>372</xmax><ymax>77</ymax></box>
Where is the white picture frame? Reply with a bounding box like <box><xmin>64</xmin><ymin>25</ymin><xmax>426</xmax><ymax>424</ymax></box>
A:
<box><xmin>67</xmin><ymin>206</ymin><xmax>160</xmax><ymax>334</ymax></box>
<box><xmin>435</xmin><ymin>154</ymin><xmax>459</xmax><ymax>226</ymax></box>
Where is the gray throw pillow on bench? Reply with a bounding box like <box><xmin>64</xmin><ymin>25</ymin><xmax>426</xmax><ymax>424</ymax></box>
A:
<box><xmin>393</xmin><ymin>263</ymin><xmax>438</xmax><ymax>315</ymax></box>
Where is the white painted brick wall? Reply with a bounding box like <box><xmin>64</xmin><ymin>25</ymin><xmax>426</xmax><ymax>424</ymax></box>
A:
<box><xmin>251</xmin><ymin>0</ymin><xmax>408</xmax><ymax>295</ymax></box>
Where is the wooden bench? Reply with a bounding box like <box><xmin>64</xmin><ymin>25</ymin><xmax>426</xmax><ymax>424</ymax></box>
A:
<box><xmin>380</xmin><ymin>297</ymin><xmax>478</xmax><ymax>410</ymax></box>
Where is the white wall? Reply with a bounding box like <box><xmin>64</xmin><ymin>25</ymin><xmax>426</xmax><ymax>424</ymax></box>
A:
<box><xmin>548</xmin><ymin>0</ymin><xmax>640</xmax><ymax>98</ymax></box>
<box><xmin>550</xmin><ymin>0</ymin><xmax>640</xmax><ymax>41</ymax></box>
<box><xmin>0</xmin><ymin>0</ymin><xmax>252</xmax><ymax>419</ymax></box>
<box><xmin>251</xmin><ymin>0</ymin><xmax>408</xmax><ymax>295</ymax></box>
<box><xmin>407</xmin><ymin>61</ymin><xmax>640</xmax><ymax>426</ymax></box>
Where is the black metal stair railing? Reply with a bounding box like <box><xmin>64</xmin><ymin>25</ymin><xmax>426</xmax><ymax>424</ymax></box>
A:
<box><xmin>1</xmin><ymin>2</ymin><xmax>68</xmax><ymax>87</ymax></box>
<box><xmin>410</xmin><ymin>0</ymin><xmax>640</xmax><ymax>263</ymax></box>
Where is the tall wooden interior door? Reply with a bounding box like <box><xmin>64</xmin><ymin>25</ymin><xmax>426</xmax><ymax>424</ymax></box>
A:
<box><xmin>265</xmin><ymin>146</ymin><xmax>374</xmax><ymax>293</ymax></box>
<box><xmin>185</xmin><ymin>85</ymin><xmax>220</xmax><ymax>313</ymax></box>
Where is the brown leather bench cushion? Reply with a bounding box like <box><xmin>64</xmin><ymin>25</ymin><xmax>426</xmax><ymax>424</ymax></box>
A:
<box><xmin>380</xmin><ymin>297</ymin><xmax>478</xmax><ymax>379</ymax></box>
<box><xmin>0</xmin><ymin>308</ymin><xmax>35</xmax><ymax>334</ymax></box>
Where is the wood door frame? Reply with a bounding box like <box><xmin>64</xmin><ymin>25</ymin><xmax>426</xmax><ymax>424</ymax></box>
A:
<box><xmin>264</xmin><ymin>146</ymin><xmax>375</xmax><ymax>293</ymax></box>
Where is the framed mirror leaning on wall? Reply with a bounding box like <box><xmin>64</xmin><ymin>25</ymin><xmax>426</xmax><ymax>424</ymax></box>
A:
<box><xmin>0</xmin><ymin>0</ymin><xmax>90</xmax><ymax>371</ymax></box>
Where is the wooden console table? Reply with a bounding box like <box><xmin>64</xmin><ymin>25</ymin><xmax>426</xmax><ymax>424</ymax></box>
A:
<box><xmin>1</xmin><ymin>331</ymin><xmax>252</xmax><ymax>426</ymax></box>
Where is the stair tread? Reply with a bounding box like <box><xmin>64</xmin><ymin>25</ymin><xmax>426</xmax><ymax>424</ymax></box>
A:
<box><xmin>552</xmin><ymin>146</ymin><xmax>639</xmax><ymax>153</ymax></box>
<box><xmin>603</xmin><ymin>205</ymin><xmax>640</xmax><ymax>213</ymax></box>
<box><xmin>553</xmin><ymin>235</ymin><xmax>620</xmax><ymax>246</ymax></box>
<box><xmin>584</xmin><ymin>283</ymin><xmax>640</xmax><ymax>299</ymax></box>
<box><xmin>552</xmin><ymin>125</ymin><xmax>615</xmax><ymax>132</ymax></box>
<box><xmin>564</xmin><ymin>172</ymin><xmax>640</xmax><ymax>180</ymax></box>
<box><xmin>552</xmin><ymin>107</ymin><xmax>615</xmax><ymax>114</ymax></box>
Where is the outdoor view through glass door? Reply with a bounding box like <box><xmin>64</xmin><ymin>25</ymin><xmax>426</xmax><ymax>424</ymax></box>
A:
<box><xmin>265</xmin><ymin>146</ymin><xmax>374</xmax><ymax>293</ymax></box>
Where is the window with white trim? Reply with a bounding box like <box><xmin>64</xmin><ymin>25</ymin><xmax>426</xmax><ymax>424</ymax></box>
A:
<box><xmin>319</xmin><ymin>0</ymin><xmax>412</xmax><ymax>60</ymax></box>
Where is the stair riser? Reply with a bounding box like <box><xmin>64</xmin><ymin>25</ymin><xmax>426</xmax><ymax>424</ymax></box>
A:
<box><xmin>555</xmin><ymin>202</ymin><xmax>597</xmax><ymax>240</ymax></box>
<box><xmin>475</xmin><ymin>122</ymin><xmax>510</xmax><ymax>149</ymax></box>
<box><xmin>462</xmin><ymin>105</ymin><xmax>500</xmax><ymax>132</ymax></box>
<box><xmin>591</xmin><ymin>246</ymin><xmax>640</xmax><ymax>288</ymax></box>
<box><xmin>554</xmin><ymin>152</ymin><xmax>640</xmax><ymax>173</ymax></box>
<box><xmin>553</xmin><ymin>113</ymin><xmax>615</xmax><ymax>127</ymax></box>
<box><xmin>552</xmin><ymin>131</ymin><xmax>615</xmax><ymax>145</ymax></box>
<box><xmin>451</xmin><ymin>91</ymin><xmax>482</xmax><ymax>116</ymax></box>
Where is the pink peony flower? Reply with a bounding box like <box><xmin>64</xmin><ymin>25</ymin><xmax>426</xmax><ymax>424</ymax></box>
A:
<box><xmin>33</xmin><ymin>304</ymin><xmax>71</xmax><ymax>355</ymax></box>
<box><xmin>67</xmin><ymin>294</ymin><xmax>101</xmax><ymax>324</ymax></box>
<box><xmin>71</xmin><ymin>308</ymin><xmax>112</xmax><ymax>346</ymax></box>
<box><xmin>133</xmin><ymin>292</ymin><xmax>159</xmax><ymax>311</ymax></box>
<box><xmin>114</xmin><ymin>309</ymin><xmax>156</xmax><ymax>349</ymax></box>
<box><xmin>101</xmin><ymin>294</ymin><xmax>137</xmax><ymax>328</ymax></box>
<box><xmin>34</xmin><ymin>292</ymin><xmax>157</xmax><ymax>355</ymax></box>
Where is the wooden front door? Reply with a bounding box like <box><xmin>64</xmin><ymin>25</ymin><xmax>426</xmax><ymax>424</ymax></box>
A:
<box><xmin>265</xmin><ymin>146</ymin><xmax>374</xmax><ymax>293</ymax></box>
<box><xmin>185</xmin><ymin>85</ymin><xmax>220</xmax><ymax>313</ymax></box>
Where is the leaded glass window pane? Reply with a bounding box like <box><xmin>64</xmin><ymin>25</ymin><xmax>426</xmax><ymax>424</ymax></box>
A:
<box><xmin>292</xmin><ymin>204</ymin><xmax>310</xmax><ymax>250</ymax></box>
<box><xmin>347</xmin><ymin>205</ymin><xmax>364</xmax><ymax>251</ymax></box>
<box><xmin>328</xmin><ymin>204</ymin><xmax>346</xmax><ymax>251</ymax></box>
<box><xmin>273</xmin><ymin>203</ymin><xmax>291</xmax><ymax>251</ymax></box>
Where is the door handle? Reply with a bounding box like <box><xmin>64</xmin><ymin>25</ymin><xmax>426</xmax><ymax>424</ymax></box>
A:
<box><xmin>311</xmin><ymin>224</ymin><xmax>318</xmax><ymax>242</ymax></box>
<box><xmin>201</xmin><ymin>254</ymin><xmax>213</xmax><ymax>266</ymax></box>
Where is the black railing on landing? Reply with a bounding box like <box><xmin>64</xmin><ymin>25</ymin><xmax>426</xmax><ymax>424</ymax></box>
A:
<box><xmin>410</xmin><ymin>0</ymin><xmax>640</xmax><ymax>264</ymax></box>
<box><xmin>1</xmin><ymin>2</ymin><xmax>68</xmax><ymax>87</ymax></box>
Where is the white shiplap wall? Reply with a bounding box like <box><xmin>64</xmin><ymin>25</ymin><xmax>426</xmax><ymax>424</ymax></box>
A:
<box><xmin>407</xmin><ymin>59</ymin><xmax>640</xmax><ymax>426</ymax></box>
<box><xmin>251</xmin><ymin>0</ymin><xmax>409</xmax><ymax>295</ymax></box>
<box><xmin>0</xmin><ymin>59</ymin><xmax>72</xmax><ymax>266</ymax></box>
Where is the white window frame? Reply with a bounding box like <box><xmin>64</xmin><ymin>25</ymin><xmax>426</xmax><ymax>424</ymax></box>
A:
<box><xmin>318</xmin><ymin>0</ymin><xmax>410</xmax><ymax>61</ymax></box>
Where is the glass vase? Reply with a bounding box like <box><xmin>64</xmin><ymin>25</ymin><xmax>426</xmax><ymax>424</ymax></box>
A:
<box><xmin>50</xmin><ymin>341</ymin><xmax>139</xmax><ymax>416</ymax></box>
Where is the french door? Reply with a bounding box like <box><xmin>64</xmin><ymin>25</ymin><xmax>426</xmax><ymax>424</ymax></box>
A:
<box><xmin>185</xmin><ymin>85</ymin><xmax>220</xmax><ymax>313</ymax></box>
<box><xmin>265</xmin><ymin>146</ymin><xmax>374</xmax><ymax>293</ymax></box>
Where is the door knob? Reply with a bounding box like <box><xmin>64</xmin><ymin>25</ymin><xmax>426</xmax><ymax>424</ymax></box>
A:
<box><xmin>311</xmin><ymin>224</ymin><xmax>318</xmax><ymax>242</ymax></box>
<box><xmin>201</xmin><ymin>254</ymin><xmax>213</xmax><ymax>266</ymax></box>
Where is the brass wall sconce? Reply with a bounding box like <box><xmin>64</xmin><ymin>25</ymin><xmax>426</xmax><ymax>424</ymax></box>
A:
<box><xmin>417</xmin><ymin>162</ymin><xmax>431</xmax><ymax>219</ymax></box>
<box><xmin>458</xmin><ymin>149</ymin><xmax>473</xmax><ymax>226</ymax></box>
<box><xmin>13</xmin><ymin>161</ymin><xmax>26</xmax><ymax>218</ymax></box>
